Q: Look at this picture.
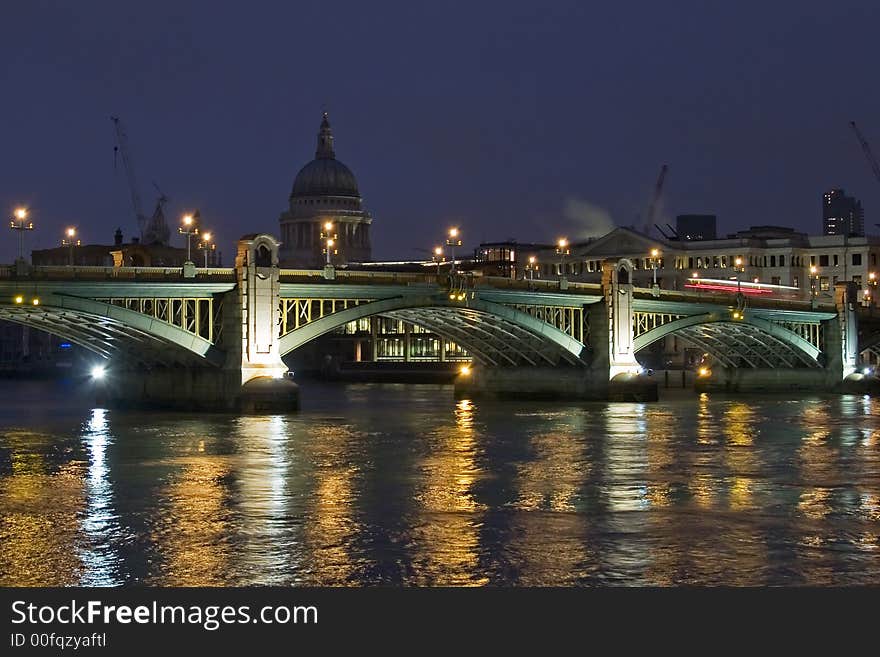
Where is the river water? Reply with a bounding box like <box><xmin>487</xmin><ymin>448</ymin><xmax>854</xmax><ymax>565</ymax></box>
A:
<box><xmin>0</xmin><ymin>379</ymin><xmax>878</xmax><ymax>586</ymax></box>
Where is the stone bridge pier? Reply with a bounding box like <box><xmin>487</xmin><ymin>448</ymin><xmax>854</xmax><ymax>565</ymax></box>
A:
<box><xmin>100</xmin><ymin>235</ymin><xmax>298</xmax><ymax>412</ymax></box>
<box><xmin>454</xmin><ymin>259</ymin><xmax>658</xmax><ymax>402</ymax></box>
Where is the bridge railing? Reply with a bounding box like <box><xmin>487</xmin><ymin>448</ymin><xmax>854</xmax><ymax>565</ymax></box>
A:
<box><xmin>634</xmin><ymin>285</ymin><xmax>833</xmax><ymax>311</ymax></box>
<box><xmin>0</xmin><ymin>265</ymin><xmax>237</xmax><ymax>281</ymax></box>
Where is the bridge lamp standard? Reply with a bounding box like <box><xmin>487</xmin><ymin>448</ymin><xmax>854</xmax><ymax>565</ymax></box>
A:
<box><xmin>556</xmin><ymin>238</ymin><xmax>569</xmax><ymax>278</ymax></box>
<box><xmin>733</xmin><ymin>257</ymin><xmax>745</xmax><ymax>294</ymax></box>
<box><xmin>62</xmin><ymin>227</ymin><xmax>80</xmax><ymax>266</ymax></box>
<box><xmin>179</xmin><ymin>214</ymin><xmax>199</xmax><ymax>263</ymax></box>
<box><xmin>9</xmin><ymin>207</ymin><xmax>34</xmax><ymax>262</ymax></box>
<box><xmin>446</xmin><ymin>228</ymin><xmax>462</xmax><ymax>274</ymax></box>
<box><xmin>432</xmin><ymin>246</ymin><xmax>444</xmax><ymax>275</ymax></box>
<box><xmin>810</xmin><ymin>265</ymin><xmax>819</xmax><ymax>299</ymax></box>
<box><xmin>527</xmin><ymin>255</ymin><xmax>537</xmax><ymax>281</ymax></box>
<box><xmin>198</xmin><ymin>232</ymin><xmax>216</xmax><ymax>269</ymax></box>
<box><xmin>320</xmin><ymin>221</ymin><xmax>338</xmax><ymax>266</ymax></box>
<box><xmin>650</xmin><ymin>248</ymin><xmax>661</xmax><ymax>287</ymax></box>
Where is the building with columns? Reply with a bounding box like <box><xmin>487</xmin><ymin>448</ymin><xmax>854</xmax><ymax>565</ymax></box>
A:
<box><xmin>477</xmin><ymin>225</ymin><xmax>880</xmax><ymax>306</ymax></box>
<box><xmin>279</xmin><ymin>113</ymin><xmax>372</xmax><ymax>267</ymax></box>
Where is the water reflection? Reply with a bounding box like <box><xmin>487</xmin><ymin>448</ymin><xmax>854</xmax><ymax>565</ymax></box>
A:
<box><xmin>78</xmin><ymin>408</ymin><xmax>125</xmax><ymax>586</ymax></box>
<box><xmin>2</xmin><ymin>382</ymin><xmax>880</xmax><ymax>586</ymax></box>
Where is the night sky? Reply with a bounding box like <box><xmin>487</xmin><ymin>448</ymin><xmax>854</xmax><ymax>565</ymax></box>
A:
<box><xmin>3</xmin><ymin>0</ymin><xmax>879</xmax><ymax>264</ymax></box>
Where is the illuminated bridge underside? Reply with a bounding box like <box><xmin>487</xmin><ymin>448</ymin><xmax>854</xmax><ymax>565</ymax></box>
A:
<box><xmin>634</xmin><ymin>313</ymin><xmax>823</xmax><ymax>369</ymax></box>
<box><xmin>278</xmin><ymin>296</ymin><xmax>589</xmax><ymax>367</ymax></box>
<box><xmin>0</xmin><ymin>295</ymin><xmax>222</xmax><ymax>367</ymax></box>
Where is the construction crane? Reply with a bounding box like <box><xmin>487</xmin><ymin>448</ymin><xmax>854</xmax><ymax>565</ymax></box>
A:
<box><xmin>111</xmin><ymin>116</ymin><xmax>148</xmax><ymax>240</ymax></box>
<box><xmin>850</xmin><ymin>121</ymin><xmax>880</xmax><ymax>185</ymax></box>
<box><xmin>642</xmin><ymin>164</ymin><xmax>669</xmax><ymax>235</ymax></box>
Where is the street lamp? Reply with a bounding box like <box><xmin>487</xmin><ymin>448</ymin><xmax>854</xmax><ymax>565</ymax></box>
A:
<box><xmin>650</xmin><ymin>248</ymin><xmax>661</xmax><ymax>286</ymax></box>
<box><xmin>179</xmin><ymin>213</ymin><xmax>199</xmax><ymax>263</ymax></box>
<box><xmin>527</xmin><ymin>255</ymin><xmax>537</xmax><ymax>281</ymax></box>
<box><xmin>321</xmin><ymin>221</ymin><xmax>337</xmax><ymax>266</ymax></box>
<box><xmin>198</xmin><ymin>232</ymin><xmax>216</xmax><ymax>269</ymax></box>
<box><xmin>556</xmin><ymin>238</ymin><xmax>569</xmax><ymax>277</ymax></box>
<box><xmin>9</xmin><ymin>207</ymin><xmax>34</xmax><ymax>261</ymax></box>
<box><xmin>62</xmin><ymin>227</ymin><xmax>80</xmax><ymax>266</ymax></box>
<box><xmin>810</xmin><ymin>265</ymin><xmax>819</xmax><ymax>300</ymax></box>
<box><xmin>733</xmin><ymin>256</ymin><xmax>745</xmax><ymax>295</ymax></box>
<box><xmin>446</xmin><ymin>227</ymin><xmax>462</xmax><ymax>274</ymax></box>
<box><xmin>432</xmin><ymin>246</ymin><xmax>444</xmax><ymax>275</ymax></box>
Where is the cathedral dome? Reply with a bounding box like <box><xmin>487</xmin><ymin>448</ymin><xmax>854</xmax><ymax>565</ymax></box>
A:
<box><xmin>290</xmin><ymin>113</ymin><xmax>361</xmax><ymax>199</ymax></box>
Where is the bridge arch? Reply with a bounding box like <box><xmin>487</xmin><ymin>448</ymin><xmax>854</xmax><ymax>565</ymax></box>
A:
<box><xmin>633</xmin><ymin>312</ymin><xmax>823</xmax><ymax>368</ymax></box>
<box><xmin>0</xmin><ymin>294</ymin><xmax>224</xmax><ymax>367</ymax></box>
<box><xmin>278</xmin><ymin>295</ymin><xmax>590</xmax><ymax>367</ymax></box>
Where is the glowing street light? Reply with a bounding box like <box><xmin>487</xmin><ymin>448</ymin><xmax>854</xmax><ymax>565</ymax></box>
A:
<box><xmin>179</xmin><ymin>213</ymin><xmax>199</xmax><ymax>263</ymax></box>
<box><xmin>321</xmin><ymin>222</ymin><xmax>338</xmax><ymax>265</ymax></box>
<box><xmin>556</xmin><ymin>238</ymin><xmax>569</xmax><ymax>278</ymax></box>
<box><xmin>733</xmin><ymin>256</ymin><xmax>745</xmax><ymax>295</ymax></box>
<box><xmin>198</xmin><ymin>232</ymin><xmax>216</xmax><ymax>269</ymax></box>
<box><xmin>9</xmin><ymin>207</ymin><xmax>34</xmax><ymax>261</ymax></box>
<box><xmin>446</xmin><ymin>227</ymin><xmax>462</xmax><ymax>274</ymax></box>
<box><xmin>62</xmin><ymin>227</ymin><xmax>80</xmax><ymax>266</ymax></box>
<box><xmin>650</xmin><ymin>247</ymin><xmax>661</xmax><ymax>286</ymax></box>
<box><xmin>526</xmin><ymin>255</ymin><xmax>538</xmax><ymax>281</ymax></box>
<box><xmin>432</xmin><ymin>246</ymin><xmax>444</xmax><ymax>275</ymax></box>
<box><xmin>810</xmin><ymin>265</ymin><xmax>819</xmax><ymax>300</ymax></box>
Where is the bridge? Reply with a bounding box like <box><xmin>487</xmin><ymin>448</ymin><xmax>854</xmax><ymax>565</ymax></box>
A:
<box><xmin>0</xmin><ymin>234</ymin><xmax>867</xmax><ymax>410</ymax></box>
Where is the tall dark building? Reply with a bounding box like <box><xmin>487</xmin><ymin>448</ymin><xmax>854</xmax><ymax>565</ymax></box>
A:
<box><xmin>823</xmin><ymin>188</ymin><xmax>864</xmax><ymax>236</ymax></box>
<box><xmin>675</xmin><ymin>214</ymin><xmax>717</xmax><ymax>241</ymax></box>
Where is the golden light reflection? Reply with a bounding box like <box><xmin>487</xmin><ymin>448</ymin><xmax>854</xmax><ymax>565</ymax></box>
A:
<box><xmin>302</xmin><ymin>424</ymin><xmax>359</xmax><ymax>585</ymax></box>
<box><xmin>147</xmin><ymin>458</ymin><xmax>232</xmax><ymax>586</ymax></box>
<box><xmin>0</xmin><ymin>438</ymin><xmax>86</xmax><ymax>585</ymax></box>
<box><xmin>410</xmin><ymin>399</ymin><xmax>486</xmax><ymax>585</ymax></box>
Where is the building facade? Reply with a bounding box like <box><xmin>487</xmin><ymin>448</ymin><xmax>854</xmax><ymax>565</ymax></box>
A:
<box><xmin>31</xmin><ymin>228</ymin><xmax>219</xmax><ymax>268</ymax></box>
<box><xmin>823</xmin><ymin>188</ymin><xmax>864</xmax><ymax>237</ymax></box>
<box><xmin>278</xmin><ymin>113</ymin><xmax>372</xmax><ymax>267</ymax></box>
<box><xmin>477</xmin><ymin>225</ymin><xmax>880</xmax><ymax>306</ymax></box>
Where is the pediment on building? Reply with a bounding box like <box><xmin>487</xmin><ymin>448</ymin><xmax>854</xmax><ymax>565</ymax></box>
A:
<box><xmin>578</xmin><ymin>227</ymin><xmax>665</xmax><ymax>257</ymax></box>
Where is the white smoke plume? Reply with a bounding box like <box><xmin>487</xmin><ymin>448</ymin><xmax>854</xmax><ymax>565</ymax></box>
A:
<box><xmin>562</xmin><ymin>197</ymin><xmax>617</xmax><ymax>239</ymax></box>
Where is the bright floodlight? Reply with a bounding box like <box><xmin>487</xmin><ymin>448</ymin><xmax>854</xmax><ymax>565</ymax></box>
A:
<box><xmin>434</xmin><ymin>246</ymin><xmax>443</xmax><ymax>255</ymax></box>
<box><xmin>182</xmin><ymin>214</ymin><xmax>193</xmax><ymax>226</ymax></box>
<box><xmin>449</xmin><ymin>227</ymin><xmax>459</xmax><ymax>238</ymax></box>
<box><xmin>650</xmin><ymin>248</ymin><xmax>659</xmax><ymax>257</ymax></box>
<box><xmin>14</xmin><ymin>207</ymin><xmax>27</xmax><ymax>220</ymax></box>
<box><xmin>202</xmin><ymin>232</ymin><xmax>211</xmax><ymax>242</ymax></box>
<box><xmin>460</xmin><ymin>364</ymin><xmax>471</xmax><ymax>376</ymax></box>
<box><xmin>91</xmin><ymin>365</ymin><xmax>106</xmax><ymax>379</ymax></box>
<box><xmin>66</xmin><ymin>227</ymin><xmax>76</xmax><ymax>237</ymax></box>
<box><xmin>558</xmin><ymin>238</ymin><xmax>568</xmax><ymax>249</ymax></box>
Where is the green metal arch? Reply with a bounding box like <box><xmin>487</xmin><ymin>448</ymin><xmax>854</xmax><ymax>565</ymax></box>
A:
<box><xmin>633</xmin><ymin>311</ymin><xmax>822</xmax><ymax>362</ymax></box>
<box><xmin>278</xmin><ymin>294</ymin><xmax>589</xmax><ymax>364</ymax></box>
<box><xmin>0</xmin><ymin>293</ymin><xmax>224</xmax><ymax>366</ymax></box>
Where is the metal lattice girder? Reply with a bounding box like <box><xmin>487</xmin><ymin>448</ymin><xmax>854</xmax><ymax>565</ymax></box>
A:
<box><xmin>633</xmin><ymin>311</ymin><xmax>824</xmax><ymax>368</ymax></box>
<box><xmin>96</xmin><ymin>296</ymin><xmax>217</xmax><ymax>342</ymax></box>
<box><xmin>278</xmin><ymin>294</ymin><xmax>589</xmax><ymax>366</ymax></box>
<box><xmin>0</xmin><ymin>295</ymin><xmax>224</xmax><ymax>367</ymax></box>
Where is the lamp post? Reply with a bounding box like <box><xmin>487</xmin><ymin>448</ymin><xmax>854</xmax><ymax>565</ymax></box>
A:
<box><xmin>432</xmin><ymin>246</ymin><xmax>444</xmax><ymax>275</ymax></box>
<box><xmin>62</xmin><ymin>227</ymin><xmax>80</xmax><ymax>266</ymax></box>
<box><xmin>527</xmin><ymin>255</ymin><xmax>537</xmax><ymax>281</ymax></box>
<box><xmin>321</xmin><ymin>221</ymin><xmax>337</xmax><ymax>266</ymax></box>
<box><xmin>650</xmin><ymin>248</ymin><xmax>660</xmax><ymax>286</ymax></box>
<box><xmin>733</xmin><ymin>256</ymin><xmax>744</xmax><ymax>295</ymax></box>
<box><xmin>198</xmin><ymin>232</ymin><xmax>216</xmax><ymax>269</ymax></box>
<box><xmin>9</xmin><ymin>207</ymin><xmax>34</xmax><ymax>262</ymax></box>
<box><xmin>810</xmin><ymin>265</ymin><xmax>819</xmax><ymax>301</ymax></box>
<box><xmin>179</xmin><ymin>213</ymin><xmax>199</xmax><ymax>263</ymax></box>
<box><xmin>446</xmin><ymin>228</ymin><xmax>462</xmax><ymax>274</ymax></box>
<box><xmin>556</xmin><ymin>238</ymin><xmax>569</xmax><ymax>278</ymax></box>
